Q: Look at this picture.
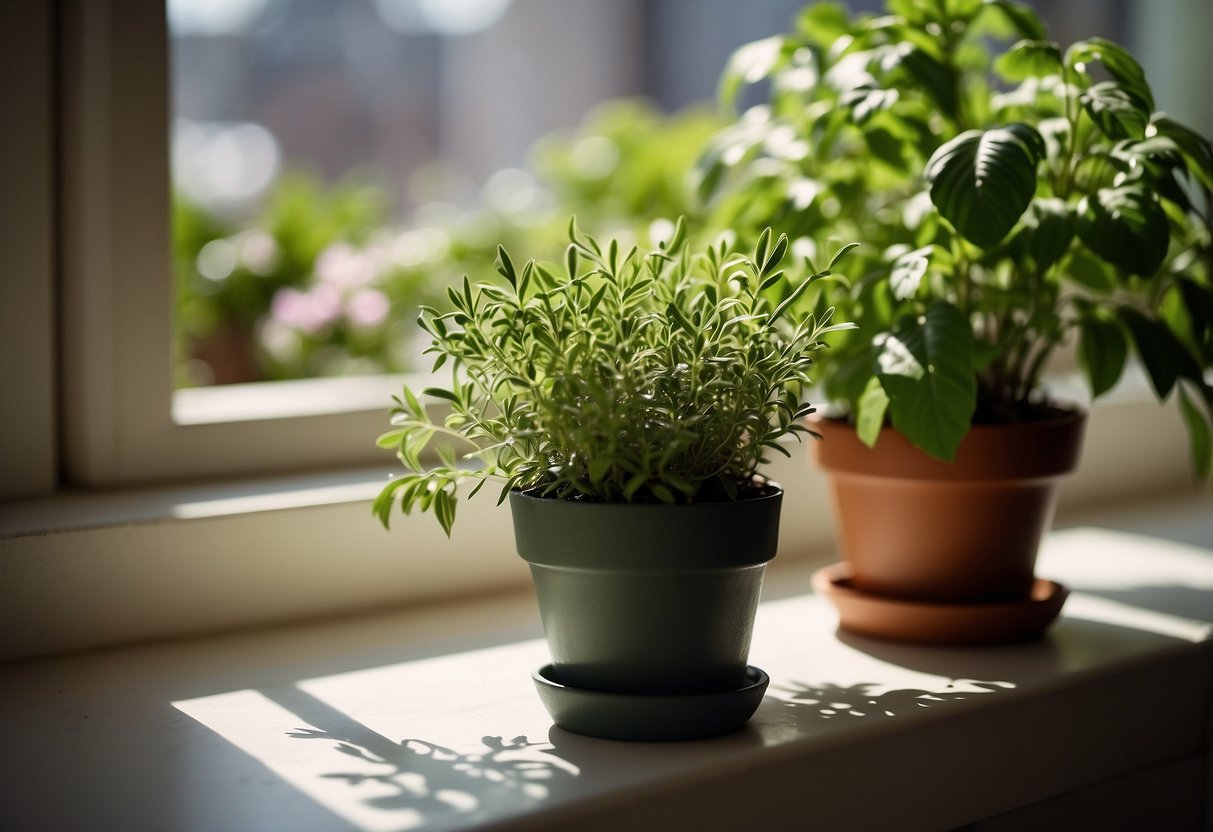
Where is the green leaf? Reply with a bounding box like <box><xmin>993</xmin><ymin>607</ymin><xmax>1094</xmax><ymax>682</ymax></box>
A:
<box><xmin>875</xmin><ymin>300</ymin><xmax>977</xmax><ymax>461</ymax></box>
<box><xmin>1078</xmin><ymin>314</ymin><xmax>1128</xmax><ymax>398</ymax></box>
<box><xmin>855</xmin><ymin>376</ymin><xmax>890</xmax><ymax>448</ymax></box>
<box><xmin>1065</xmin><ymin>250</ymin><xmax>1116</xmax><ymax>293</ymax></box>
<box><xmin>467</xmin><ymin>478</ymin><xmax>487</xmax><ymax>500</ymax></box>
<box><xmin>890</xmin><ymin>246</ymin><xmax>932</xmax><ymax>300</ymax></box>
<box><xmin>1150</xmin><ymin>117</ymin><xmax>1213</xmax><ymax>192</ymax></box>
<box><xmin>995</xmin><ymin>40</ymin><xmax>1063</xmax><ymax>82</ymax></box>
<box><xmin>926</xmin><ymin>124</ymin><xmax>1044</xmax><ymax>248</ymax></box>
<box><xmin>495</xmin><ymin>245</ymin><xmax>516</xmax><ymax>287</ymax></box>
<box><xmin>767</xmin><ymin>274</ymin><xmax>813</xmax><ymax>325</ymax></box>
<box><xmin>718</xmin><ymin>36</ymin><xmax>786</xmax><ymax>111</ymax></box>
<box><xmin>1022</xmin><ymin>198</ymin><xmax>1075</xmax><ymax>271</ymax></box>
<box><xmin>755</xmin><ymin>227</ymin><xmax>772</xmax><ymax>267</ymax></box>
<box><xmin>1119</xmin><ymin>307</ymin><xmax>1183</xmax><ymax>398</ymax></box>
<box><xmin>1178</xmin><ymin>276</ymin><xmax>1213</xmax><ymax>350</ymax></box>
<box><xmin>376</xmin><ymin>429</ymin><xmax>407</xmax><ymax>450</ymax></box>
<box><xmin>650</xmin><ymin>484</ymin><xmax>675</xmax><ymax>505</ymax></box>
<box><xmin>434</xmin><ymin>489</ymin><xmax>456</xmax><ymax>538</ymax></box>
<box><xmin>403</xmin><ymin>387</ymin><xmax>426</xmax><ymax>420</ymax></box>
<box><xmin>899</xmin><ymin>49</ymin><xmax>961</xmax><ymax>121</ymax></box>
<box><xmin>1076</xmin><ymin>186</ymin><xmax>1169</xmax><ymax>277</ymax></box>
<box><xmin>422</xmin><ymin>387</ymin><xmax>460</xmax><ymax>403</ymax></box>
<box><xmin>763</xmin><ymin>234</ymin><xmax>789</xmax><ymax>276</ymax></box>
<box><xmin>565</xmin><ymin>244</ymin><xmax>578</xmax><ymax>281</ymax></box>
<box><xmin>981</xmin><ymin>0</ymin><xmax>1047</xmax><ymax>40</ymax></box>
<box><xmin>1178</xmin><ymin>385</ymin><xmax>1213</xmax><ymax>479</ymax></box>
<box><xmin>587</xmin><ymin>458</ymin><xmax>611</xmax><ymax>486</ymax></box>
<box><xmin>1081</xmin><ymin>81</ymin><xmax>1150</xmax><ymax>140</ymax></box>
<box><xmin>827</xmin><ymin>242</ymin><xmax>861</xmax><ymax>271</ymax></box>
<box><xmin>623</xmin><ymin>471</ymin><xmax>648</xmax><ymax>501</ymax></box>
<box><xmin>946</xmin><ymin>0</ymin><xmax>984</xmax><ymax>19</ymax></box>
<box><xmin>371</xmin><ymin>477</ymin><xmax>410</xmax><ymax>529</ymax></box>
<box><xmin>1065</xmin><ymin>38</ymin><xmax>1154</xmax><ymax>110</ymax></box>
<box><xmin>585</xmin><ymin>282</ymin><xmax>609</xmax><ymax>317</ymax></box>
<box><xmin>796</xmin><ymin>2</ymin><xmax>851</xmax><ymax>48</ymax></box>
<box><xmin>887</xmin><ymin>0</ymin><xmax>931</xmax><ymax>23</ymax></box>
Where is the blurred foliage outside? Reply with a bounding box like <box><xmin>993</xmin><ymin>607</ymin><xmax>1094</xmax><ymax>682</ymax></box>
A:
<box><xmin>174</xmin><ymin>100</ymin><xmax>722</xmax><ymax>386</ymax></box>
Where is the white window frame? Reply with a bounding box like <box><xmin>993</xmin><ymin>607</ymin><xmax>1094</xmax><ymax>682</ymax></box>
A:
<box><xmin>54</xmin><ymin>0</ymin><xmax>649</xmax><ymax>488</ymax></box>
<box><xmin>57</xmin><ymin>0</ymin><xmax>403</xmax><ymax>487</ymax></box>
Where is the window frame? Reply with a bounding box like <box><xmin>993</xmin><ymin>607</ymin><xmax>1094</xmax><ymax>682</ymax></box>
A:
<box><xmin>58</xmin><ymin>0</ymin><xmax>402</xmax><ymax>488</ymax></box>
<box><xmin>0</xmin><ymin>1</ymin><xmax>57</xmax><ymax>499</ymax></box>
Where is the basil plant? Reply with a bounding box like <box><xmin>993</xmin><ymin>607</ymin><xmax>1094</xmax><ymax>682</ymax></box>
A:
<box><xmin>701</xmin><ymin>0</ymin><xmax>1213</xmax><ymax>473</ymax></box>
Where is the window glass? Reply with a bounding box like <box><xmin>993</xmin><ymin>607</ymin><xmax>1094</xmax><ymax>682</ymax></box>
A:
<box><xmin>169</xmin><ymin>0</ymin><xmax>822</xmax><ymax>387</ymax></box>
<box><xmin>170</xmin><ymin>0</ymin><xmax>1209</xmax><ymax>390</ymax></box>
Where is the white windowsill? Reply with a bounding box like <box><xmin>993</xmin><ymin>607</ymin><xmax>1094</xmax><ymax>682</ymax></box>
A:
<box><xmin>0</xmin><ymin>368</ymin><xmax>1207</xmax><ymax>662</ymax></box>
<box><xmin>173</xmin><ymin>374</ymin><xmax>411</xmax><ymax>425</ymax></box>
<box><xmin>1</xmin><ymin>526</ymin><xmax>1210</xmax><ymax>831</ymax></box>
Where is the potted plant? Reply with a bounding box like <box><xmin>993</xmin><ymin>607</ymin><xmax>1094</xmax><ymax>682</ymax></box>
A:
<box><xmin>374</xmin><ymin>217</ymin><xmax>854</xmax><ymax>737</ymax></box>
<box><xmin>702</xmin><ymin>0</ymin><xmax>1213</xmax><ymax>643</ymax></box>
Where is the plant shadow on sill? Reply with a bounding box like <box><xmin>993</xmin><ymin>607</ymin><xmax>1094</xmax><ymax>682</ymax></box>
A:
<box><xmin>767</xmin><ymin>607</ymin><xmax>1210</xmax><ymax>729</ymax></box>
<box><xmin>768</xmin><ymin>678</ymin><xmax>1015</xmax><ymax>723</ymax></box>
<box><xmin>271</xmin><ymin>681</ymin><xmax>776</xmax><ymax>829</ymax></box>
<box><xmin>289</xmin><ymin>729</ymin><xmax>574</xmax><ymax>821</ymax></box>
<box><xmin>272</xmin><ymin>684</ymin><xmax>579</xmax><ymax>828</ymax></box>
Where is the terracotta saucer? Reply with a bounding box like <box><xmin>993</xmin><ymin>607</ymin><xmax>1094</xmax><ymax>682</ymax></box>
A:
<box><xmin>812</xmin><ymin>562</ymin><xmax>1069</xmax><ymax>646</ymax></box>
<box><xmin>532</xmin><ymin>664</ymin><xmax>768</xmax><ymax>741</ymax></box>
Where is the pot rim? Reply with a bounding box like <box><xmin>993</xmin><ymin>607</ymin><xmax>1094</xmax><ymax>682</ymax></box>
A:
<box><xmin>510</xmin><ymin>480</ymin><xmax>783</xmax><ymax>509</ymax></box>
<box><xmin>509</xmin><ymin>483</ymin><xmax>784</xmax><ymax>571</ymax></box>
<box><xmin>809</xmin><ymin>409</ymin><xmax>1087</xmax><ymax>482</ymax></box>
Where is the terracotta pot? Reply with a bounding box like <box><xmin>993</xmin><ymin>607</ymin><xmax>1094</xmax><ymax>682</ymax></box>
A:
<box><xmin>810</xmin><ymin>411</ymin><xmax>1086</xmax><ymax>603</ymax></box>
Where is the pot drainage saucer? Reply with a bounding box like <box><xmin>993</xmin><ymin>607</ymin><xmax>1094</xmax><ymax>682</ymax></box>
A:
<box><xmin>532</xmin><ymin>664</ymin><xmax>769</xmax><ymax>741</ymax></box>
<box><xmin>813</xmin><ymin>563</ymin><xmax>1069</xmax><ymax>646</ymax></box>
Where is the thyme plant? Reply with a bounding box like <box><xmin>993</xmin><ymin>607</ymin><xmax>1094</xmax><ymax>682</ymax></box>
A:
<box><xmin>374</xmin><ymin>218</ymin><xmax>855</xmax><ymax>534</ymax></box>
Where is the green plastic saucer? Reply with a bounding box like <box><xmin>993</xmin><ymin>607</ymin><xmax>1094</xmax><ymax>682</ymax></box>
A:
<box><xmin>532</xmin><ymin>664</ymin><xmax>769</xmax><ymax>741</ymax></box>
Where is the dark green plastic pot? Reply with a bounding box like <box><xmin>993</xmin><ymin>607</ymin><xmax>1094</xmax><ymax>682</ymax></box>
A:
<box><xmin>510</xmin><ymin>486</ymin><xmax>782</xmax><ymax>696</ymax></box>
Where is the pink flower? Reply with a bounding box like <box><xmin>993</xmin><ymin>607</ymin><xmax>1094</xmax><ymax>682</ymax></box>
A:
<box><xmin>346</xmin><ymin>288</ymin><xmax>390</xmax><ymax>330</ymax></box>
<box><xmin>315</xmin><ymin>243</ymin><xmax>377</xmax><ymax>289</ymax></box>
<box><xmin>271</xmin><ymin>285</ymin><xmax>343</xmax><ymax>335</ymax></box>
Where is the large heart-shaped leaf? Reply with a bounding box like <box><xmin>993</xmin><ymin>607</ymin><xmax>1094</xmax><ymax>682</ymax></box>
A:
<box><xmin>890</xmin><ymin>245</ymin><xmax>933</xmax><ymax>299</ymax></box>
<box><xmin>875</xmin><ymin>299</ymin><xmax>976</xmax><ymax>461</ymax></box>
<box><xmin>1076</xmin><ymin>185</ymin><xmax>1169</xmax><ymax>277</ymax></box>
<box><xmin>926</xmin><ymin>124</ymin><xmax>1044</xmax><ymax>248</ymax></box>
<box><xmin>995</xmin><ymin>39</ymin><xmax>1063</xmax><ymax>82</ymax></box>
<box><xmin>981</xmin><ymin>0</ymin><xmax>1047</xmax><ymax>40</ymax></box>
<box><xmin>1081</xmin><ymin>81</ymin><xmax>1150</xmax><ymax>140</ymax></box>
<box><xmin>1022</xmin><ymin>198</ymin><xmax>1075</xmax><ymax>271</ymax></box>
<box><xmin>1065</xmin><ymin>38</ymin><xmax>1154</xmax><ymax>111</ymax></box>
<box><xmin>1150</xmin><ymin>117</ymin><xmax>1213</xmax><ymax>192</ymax></box>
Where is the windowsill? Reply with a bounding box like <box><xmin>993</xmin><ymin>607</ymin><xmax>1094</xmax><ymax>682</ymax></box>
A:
<box><xmin>1</xmin><ymin>525</ymin><xmax>1210</xmax><ymax>831</ymax></box>
<box><xmin>0</xmin><ymin>368</ymin><xmax>1207</xmax><ymax>662</ymax></box>
<box><xmin>173</xmin><ymin>374</ymin><xmax>410</xmax><ymax>425</ymax></box>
